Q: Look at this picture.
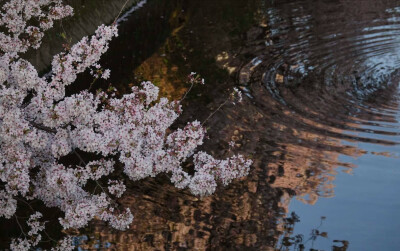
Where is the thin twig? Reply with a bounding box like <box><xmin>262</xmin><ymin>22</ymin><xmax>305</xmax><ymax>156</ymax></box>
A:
<box><xmin>201</xmin><ymin>99</ymin><xmax>229</xmax><ymax>126</ymax></box>
<box><xmin>59</xmin><ymin>19</ymin><xmax>72</xmax><ymax>45</ymax></box>
<box><xmin>88</xmin><ymin>76</ymin><xmax>99</xmax><ymax>91</ymax></box>
<box><xmin>73</xmin><ymin>150</ymin><xmax>87</xmax><ymax>166</ymax></box>
<box><xmin>15</xmin><ymin>215</ymin><xmax>27</xmax><ymax>237</ymax></box>
<box><xmin>113</xmin><ymin>0</ymin><xmax>131</xmax><ymax>24</ymax></box>
<box><xmin>180</xmin><ymin>82</ymin><xmax>194</xmax><ymax>103</ymax></box>
<box><xmin>95</xmin><ymin>181</ymin><xmax>107</xmax><ymax>194</ymax></box>
<box><xmin>43</xmin><ymin>230</ymin><xmax>58</xmax><ymax>243</ymax></box>
<box><xmin>16</xmin><ymin>197</ymin><xmax>35</xmax><ymax>212</ymax></box>
<box><xmin>30</xmin><ymin>121</ymin><xmax>56</xmax><ymax>133</ymax></box>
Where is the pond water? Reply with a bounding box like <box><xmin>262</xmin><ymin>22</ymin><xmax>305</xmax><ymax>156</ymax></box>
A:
<box><xmin>69</xmin><ymin>0</ymin><xmax>400</xmax><ymax>250</ymax></box>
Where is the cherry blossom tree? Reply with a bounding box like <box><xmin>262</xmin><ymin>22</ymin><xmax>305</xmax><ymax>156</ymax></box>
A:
<box><xmin>0</xmin><ymin>1</ymin><xmax>252</xmax><ymax>250</ymax></box>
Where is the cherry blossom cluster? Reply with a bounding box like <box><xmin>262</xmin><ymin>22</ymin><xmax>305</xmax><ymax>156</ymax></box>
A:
<box><xmin>188</xmin><ymin>72</ymin><xmax>205</xmax><ymax>85</ymax></box>
<box><xmin>0</xmin><ymin>1</ymin><xmax>252</xmax><ymax>250</ymax></box>
<box><xmin>108</xmin><ymin>180</ymin><xmax>126</xmax><ymax>198</ymax></box>
<box><xmin>10</xmin><ymin>212</ymin><xmax>74</xmax><ymax>250</ymax></box>
<box><xmin>0</xmin><ymin>0</ymin><xmax>73</xmax><ymax>54</ymax></box>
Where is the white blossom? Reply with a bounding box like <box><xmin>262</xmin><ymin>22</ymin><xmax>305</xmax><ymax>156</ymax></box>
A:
<box><xmin>0</xmin><ymin>1</ymin><xmax>252</xmax><ymax>250</ymax></box>
<box><xmin>108</xmin><ymin>180</ymin><xmax>126</xmax><ymax>198</ymax></box>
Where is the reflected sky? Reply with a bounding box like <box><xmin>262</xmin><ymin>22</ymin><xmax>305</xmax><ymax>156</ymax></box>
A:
<box><xmin>288</xmin><ymin>88</ymin><xmax>400</xmax><ymax>250</ymax></box>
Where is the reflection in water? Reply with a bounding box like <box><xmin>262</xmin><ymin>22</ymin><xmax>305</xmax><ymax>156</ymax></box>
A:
<box><xmin>40</xmin><ymin>0</ymin><xmax>400</xmax><ymax>250</ymax></box>
<box><xmin>277</xmin><ymin>213</ymin><xmax>349</xmax><ymax>251</ymax></box>
<box><xmin>240</xmin><ymin>1</ymin><xmax>400</xmax><ymax>250</ymax></box>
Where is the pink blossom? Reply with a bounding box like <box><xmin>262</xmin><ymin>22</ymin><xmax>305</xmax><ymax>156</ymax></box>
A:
<box><xmin>0</xmin><ymin>1</ymin><xmax>252</xmax><ymax>249</ymax></box>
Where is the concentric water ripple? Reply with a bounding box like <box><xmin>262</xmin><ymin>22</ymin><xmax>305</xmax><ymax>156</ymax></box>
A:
<box><xmin>239</xmin><ymin>0</ymin><xmax>400</xmax><ymax>150</ymax></box>
<box><xmin>234</xmin><ymin>1</ymin><xmax>400</xmax><ymax>249</ymax></box>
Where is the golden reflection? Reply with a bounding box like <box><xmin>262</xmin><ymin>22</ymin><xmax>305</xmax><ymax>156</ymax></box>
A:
<box><xmin>131</xmin><ymin>4</ymin><xmax>189</xmax><ymax>100</ymax></box>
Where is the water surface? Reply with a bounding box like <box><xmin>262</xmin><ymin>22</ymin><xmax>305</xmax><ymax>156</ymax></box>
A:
<box><xmin>29</xmin><ymin>0</ymin><xmax>400</xmax><ymax>250</ymax></box>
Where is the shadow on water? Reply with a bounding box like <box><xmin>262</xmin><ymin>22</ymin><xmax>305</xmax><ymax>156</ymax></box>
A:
<box><xmin>2</xmin><ymin>0</ymin><xmax>400</xmax><ymax>250</ymax></box>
